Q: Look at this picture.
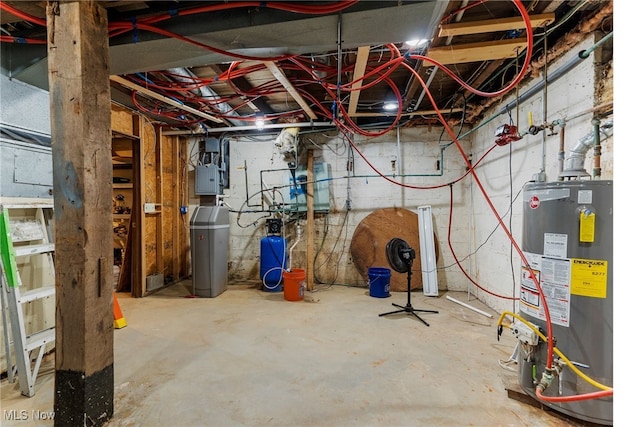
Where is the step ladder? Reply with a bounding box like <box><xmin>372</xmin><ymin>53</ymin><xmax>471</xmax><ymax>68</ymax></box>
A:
<box><xmin>0</xmin><ymin>200</ymin><xmax>56</xmax><ymax>397</ymax></box>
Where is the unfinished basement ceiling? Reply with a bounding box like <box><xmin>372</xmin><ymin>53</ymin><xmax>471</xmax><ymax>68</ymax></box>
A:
<box><xmin>0</xmin><ymin>1</ymin><xmax>613</xmax><ymax>132</ymax></box>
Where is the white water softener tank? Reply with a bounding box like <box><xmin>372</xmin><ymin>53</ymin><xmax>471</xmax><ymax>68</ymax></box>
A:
<box><xmin>518</xmin><ymin>180</ymin><xmax>612</xmax><ymax>425</ymax></box>
<box><xmin>190</xmin><ymin>204</ymin><xmax>229</xmax><ymax>297</ymax></box>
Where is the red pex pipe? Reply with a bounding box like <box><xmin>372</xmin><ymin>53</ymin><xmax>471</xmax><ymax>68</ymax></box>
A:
<box><xmin>536</xmin><ymin>387</ymin><xmax>613</xmax><ymax>403</ymax></box>
<box><xmin>410</xmin><ymin>0</ymin><xmax>556</xmax><ymax>372</ymax></box>
<box><xmin>0</xmin><ymin>2</ymin><xmax>46</xmax><ymax>27</ymax></box>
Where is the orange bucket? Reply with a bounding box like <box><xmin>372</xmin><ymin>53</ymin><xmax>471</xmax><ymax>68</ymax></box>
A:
<box><xmin>283</xmin><ymin>268</ymin><xmax>306</xmax><ymax>301</ymax></box>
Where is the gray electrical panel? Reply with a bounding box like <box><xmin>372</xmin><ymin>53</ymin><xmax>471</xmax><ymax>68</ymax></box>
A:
<box><xmin>195</xmin><ymin>137</ymin><xmax>228</xmax><ymax>195</ymax></box>
<box><xmin>195</xmin><ymin>164</ymin><xmax>222</xmax><ymax>195</ymax></box>
<box><xmin>1</xmin><ymin>129</ymin><xmax>53</xmax><ymax>198</ymax></box>
<box><xmin>190</xmin><ymin>204</ymin><xmax>229</xmax><ymax>298</ymax></box>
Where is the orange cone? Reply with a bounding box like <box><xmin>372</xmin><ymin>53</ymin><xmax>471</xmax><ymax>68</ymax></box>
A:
<box><xmin>113</xmin><ymin>293</ymin><xmax>127</xmax><ymax>329</ymax></box>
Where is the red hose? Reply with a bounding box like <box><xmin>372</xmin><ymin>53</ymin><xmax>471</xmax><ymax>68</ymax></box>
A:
<box><xmin>0</xmin><ymin>35</ymin><xmax>46</xmax><ymax>45</ymax></box>
<box><xmin>447</xmin><ymin>181</ymin><xmax>519</xmax><ymax>300</ymax></box>
<box><xmin>109</xmin><ymin>22</ymin><xmax>294</xmax><ymax>62</ymax></box>
<box><xmin>536</xmin><ymin>387</ymin><xmax>613</xmax><ymax>403</ymax></box>
<box><xmin>402</xmin><ymin>0</ymin><xmax>555</xmax><ymax>369</ymax></box>
<box><xmin>0</xmin><ymin>2</ymin><xmax>46</xmax><ymax>27</ymax></box>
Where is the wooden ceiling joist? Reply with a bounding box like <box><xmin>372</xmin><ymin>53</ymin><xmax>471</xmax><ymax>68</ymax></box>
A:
<box><xmin>438</xmin><ymin>13</ymin><xmax>555</xmax><ymax>38</ymax></box>
<box><xmin>347</xmin><ymin>46</ymin><xmax>371</xmax><ymax>116</ymax></box>
<box><xmin>264</xmin><ymin>61</ymin><xmax>318</xmax><ymax>120</ymax></box>
<box><xmin>423</xmin><ymin>38</ymin><xmax>528</xmax><ymax>66</ymax></box>
<box><xmin>110</xmin><ymin>75</ymin><xmax>225</xmax><ymax>124</ymax></box>
<box><xmin>349</xmin><ymin>108</ymin><xmax>462</xmax><ymax>118</ymax></box>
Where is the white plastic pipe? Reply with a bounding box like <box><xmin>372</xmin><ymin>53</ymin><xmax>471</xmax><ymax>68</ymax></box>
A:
<box><xmin>446</xmin><ymin>295</ymin><xmax>493</xmax><ymax>318</ymax></box>
<box><xmin>288</xmin><ymin>223</ymin><xmax>304</xmax><ymax>270</ymax></box>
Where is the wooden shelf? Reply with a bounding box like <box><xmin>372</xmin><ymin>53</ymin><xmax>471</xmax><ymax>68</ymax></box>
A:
<box><xmin>113</xmin><ymin>214</ymin><xmax>131</xmax><ymax>220</ymax></box>
<box><xmin>112</xmin><ymin>130</ymin><xmax>140</xmax><ymax>141</ymax></box>
<box><xmin>113</xmin><ymin>183</ymin><xmax>133</xmax><ymax>189</ymax></box>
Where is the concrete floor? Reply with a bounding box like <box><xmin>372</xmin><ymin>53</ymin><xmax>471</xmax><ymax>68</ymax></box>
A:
<box><xmin>2</xmin><ymin>281</ymin><xmax>586</xmax><ymax>426</ymax></box>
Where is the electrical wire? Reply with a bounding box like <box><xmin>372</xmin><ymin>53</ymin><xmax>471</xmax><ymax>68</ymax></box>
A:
<box><xmin>439</xmin><ymin>183</ymin><xmax>526</xmax><ymax>272</ymax></box>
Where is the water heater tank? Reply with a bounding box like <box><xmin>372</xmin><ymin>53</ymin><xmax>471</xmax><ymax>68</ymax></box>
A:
<box><xmin>518</xmin><ymin>180</ymin><xmax>613</xmax><ymax>425</ymax></box>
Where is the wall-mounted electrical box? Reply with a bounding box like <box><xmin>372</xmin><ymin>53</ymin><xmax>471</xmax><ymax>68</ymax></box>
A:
<box><xmin>284</xmin><ymin>162</ymin><xmax>330</xmax><ymax>214</ymax></box>
<box><xmin>195</xmin><ymin>137</ymin><xmax>228</xmax><ymax>195</ymax></box>
<box><xmin>195</xmin><ymin>164</ymin><xmax>222</xmax><ymax>195</ymax></box>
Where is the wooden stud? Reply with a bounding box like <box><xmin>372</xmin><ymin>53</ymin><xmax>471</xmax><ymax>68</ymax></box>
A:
<box><xmin>172</xmin><ymin>135</ymin><xmax>181</xmax><ymax>283</ymax></box>
<box><xmin>155</xmin><ymin>124</ymin><xmax>164</xmax><ymax>277</ymax></box>
<box><xmin>306</xmin><ymin>150</ymin><xmax>314</xmax><ymax>291</ymax></box>
<box><xmin>347</xmin><ymin>46</ymin><xmax>370</xmax><ymax>116</ymax></box>
<box><xmin>47</xmin><ymin>2</ymin><xmax>113</xmax><ymax>424</ymax></box>
<box><xmin>438</xmin><ymin>13</ymin><xmax>555</xmax><ymax>38</ymax></box>
<box><xmin>423</xmin><ymin>38</ymin><xmax>528</xmax><ymax>66</ymax></box>
<box><xmin>110</xmin><ymin>75</ymin><xmax>225</xmax><ymax>124</ymax></box>
<box><xmin>349</xmin><ymin>108</ymin><xmax>462</xmax><ymax>118</ymax></box>
<box><xmin>264</xmin><ymin>61</ymin><xmax>318</xmax><ymax>120</ymax></box>
<box><xmin>132</xmin><ymin>114</ymin><xmax>144</xmax><ymax>297</ymax></box>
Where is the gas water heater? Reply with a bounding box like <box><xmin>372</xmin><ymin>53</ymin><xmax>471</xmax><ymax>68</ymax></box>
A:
<box><xmin>517</xmin><ymin>180</ymin><xmax>613</xmax><ymax>425</ymax></box>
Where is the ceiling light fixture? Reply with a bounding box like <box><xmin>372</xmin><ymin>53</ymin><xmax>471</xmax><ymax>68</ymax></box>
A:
<box><xmin>255</xmin><ymin>113</ymin><xmax>265</xmax><ymax>130</ymax></box>
<box><xmin>405</xmin><ymin>39</ymin><xmax>428</xmax><ymax>47</ymax></box>
<box><xmin>383</xmin><ymin>101</ymin><xmax>399</xmax><ymax>111</ymax></box>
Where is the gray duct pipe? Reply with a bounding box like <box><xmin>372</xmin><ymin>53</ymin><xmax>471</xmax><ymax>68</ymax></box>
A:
<box><xmin>500</xmin><ymin>32</ymin><xmax>613</xmax><ymax>116</ymax></box>
<box><xmin>559</xmin><ymin>119</ymin><xmax>613</xmax><ymax>179</ymax></box>
<box><xmin>167</xmin><ymin>67</ymin><xmax>245</xmax><ymax>127</ymax></box>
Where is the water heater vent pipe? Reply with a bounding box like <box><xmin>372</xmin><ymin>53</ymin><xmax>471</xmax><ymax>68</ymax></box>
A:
<box><xmin>559</xmin><ymin>119</ymin><xmax>612</xmax><ymax>179</ymax></box>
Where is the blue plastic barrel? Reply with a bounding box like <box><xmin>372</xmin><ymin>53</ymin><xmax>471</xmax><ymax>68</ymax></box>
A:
<box><xmin>260</xmin><ymin>236</ymin><xmax>287</xmax><ymax>292</ymax></box>
<box><xmin>368</xmin><ymin>267</ymin><xmax>391</xmax><ymax>298</ymax></box>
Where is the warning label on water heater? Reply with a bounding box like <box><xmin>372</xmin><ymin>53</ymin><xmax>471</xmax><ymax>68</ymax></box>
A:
<box><xmin>520</xmin><ymin>252</ymin><xmax>571</xmax><ymax>327</ymax></box>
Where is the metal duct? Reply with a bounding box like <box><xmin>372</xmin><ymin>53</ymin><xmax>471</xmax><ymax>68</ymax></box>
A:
<box><xmin>166</xmin><ymin>67</ymin><xmax>245</xmax><ymax>127</ymax></box>
<box><xmin>560</xmin><ymin>119</ymin><xmax>613</xmax><ymax>179</ymax></box>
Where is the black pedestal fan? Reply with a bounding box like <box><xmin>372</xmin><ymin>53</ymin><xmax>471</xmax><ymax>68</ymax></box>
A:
<box><xmin>378</xmin><ymin>238</ymin><xmax>438</xmax><ymax>327</ymax></box>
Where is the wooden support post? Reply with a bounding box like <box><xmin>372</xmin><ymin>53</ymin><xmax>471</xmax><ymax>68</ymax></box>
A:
<box><xmin>171</xmin><ymin>135</ymin><xmax>182</xmax><ymax>281</ymax></box>
<box><xmin>47</xmin><ymin>2</ymin><xmax>113</xmax><ymax>425</ymax></box>
<box><xmin>306</xmin><ymin>150</ymin><xmax>314</xmax><ymax>291</ymax></box>
<box><xmin>155</xmin><ymin>125</ymin><xmax>164</xmax><ymax>274</ymax></box>
<box><xmin>132</xmin><ymin>114</ymin><xmax>144</xmax><ymax>297</ymax></box>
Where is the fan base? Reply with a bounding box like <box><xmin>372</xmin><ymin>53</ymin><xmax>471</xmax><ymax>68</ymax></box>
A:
<box><xmin>379</xmin><ymin>302</ymin><xmax>438</xmax><ymax>327</ymax></box>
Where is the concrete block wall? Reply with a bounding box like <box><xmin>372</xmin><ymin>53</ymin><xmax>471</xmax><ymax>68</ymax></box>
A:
<box><xmin>220</xmin><ymin>34</ymin><xmax>613</xmax><ymax>314</ymax></box>
<box><xmin>467</xmin><ymin>35</ymin><xmax>613</xmax><ymax>315</ymax></box>
<box><xmin>223</xmin><ymin>126</ymin><xmax>472</xmax><ymax>290</ymax></box>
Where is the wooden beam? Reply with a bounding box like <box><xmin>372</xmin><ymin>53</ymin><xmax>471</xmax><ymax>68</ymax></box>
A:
<box><xmin>110</xmin><ymin>75</ymin><xmax>225</xmax><ymax>124</ymax></box>
<box><xmin>347</xmin><ymin>46</ymin><xmax>370</xmax><ymax>116</ymax></box>
<box><xmin>208</xmin><ymin>64</ymin><xmax>273</xmax><ymax>114</ymax></box>
<box><xmin>423</xmin><ymin>38</ymin><xmax>528</xmax><ymax>66</ymax></box>
<box><xmin>438</xmin><ymin>13</ymin><xmax>555</xmax><ymax>37</ymax></box>
<box><xmin>47</xmin><ymin>2</ymin><xmax>114</xmax><ymax>424</ymax></box>
<box><xmin>306</xmin><ymin>150</ymin><xmax>315</xmax><ymax>292</ymax></box>
<box><xmin>348</xmin><ymin>108</ymin><xmax>462</xmax><ymax>118</ymax></box>
<box><xmin>264</xmin><ymin>61</ymin><xmax>318</xmax><ymax>120</ymax></box>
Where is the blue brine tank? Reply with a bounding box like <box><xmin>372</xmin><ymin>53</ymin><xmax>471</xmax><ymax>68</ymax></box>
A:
<box><xmin>260</xmin><ymin>235</ymin><xmax>287</xmax><ymax>292</ymax></box>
